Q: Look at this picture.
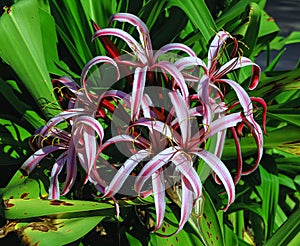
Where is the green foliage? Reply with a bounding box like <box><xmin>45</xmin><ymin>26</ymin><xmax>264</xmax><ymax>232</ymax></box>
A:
<box><xmin>0</xmin><ymin>0</ymin><xmax>299</xmax><ymax>245</ymax></box>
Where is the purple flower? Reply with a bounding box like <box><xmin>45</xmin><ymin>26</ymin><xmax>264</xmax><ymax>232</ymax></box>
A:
<box><xmin>100</xmin><ymin>91</ymin><xmax>243</xmax><ymax>234</ymax></box>
<box><xmin>92</xmin><ymin>13</ymin><xmax>198</xmax><ymax>120</ymax></box>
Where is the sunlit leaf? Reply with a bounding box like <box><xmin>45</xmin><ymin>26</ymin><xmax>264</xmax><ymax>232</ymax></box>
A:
<box><xmin>0</xmin><ymin>0</ymin><xmax>61</xmax><ymax>119</ymax></box>
<box><xmin>16</xmin><ymin>216</ymin><xmax>104</xmax><ymax>246</ymax></box>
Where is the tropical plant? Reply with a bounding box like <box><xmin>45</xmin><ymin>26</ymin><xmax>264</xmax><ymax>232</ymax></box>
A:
<box><xmin>0</xmin><ymin>0</ymin><xmax>299</xmax><ymax>245</ymax></box>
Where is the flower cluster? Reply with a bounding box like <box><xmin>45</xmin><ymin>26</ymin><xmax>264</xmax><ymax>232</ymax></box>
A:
<box><xmin>21</xmin><ymin>13</ymin><xmax>266</xmax><ymax>234</ymax></box>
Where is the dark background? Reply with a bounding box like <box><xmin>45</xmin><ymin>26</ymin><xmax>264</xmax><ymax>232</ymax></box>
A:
<box><xmin>256</xmin><ymin>0</ymin><xmax>300</xmax><ymax>70</ymax></box>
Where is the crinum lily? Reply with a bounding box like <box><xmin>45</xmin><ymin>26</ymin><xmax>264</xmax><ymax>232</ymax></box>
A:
<box><xmin>175</xmin><ymin>31</ymin><xmax>265</xmax><ymax>181</ymax></box>
<box><xmin>97</xmin><ymin>90</ymin><xmax>243</xmax><ymax>234</ymax></box>
<box><xmin>92</xmin><ymin>13</ymin><xmax>198</xmax><ymax>120</ymax></box>
<box><xmin>21</xmin><ymin>56</ymin><xmax>120</xmax><ymax>199</ymax></box>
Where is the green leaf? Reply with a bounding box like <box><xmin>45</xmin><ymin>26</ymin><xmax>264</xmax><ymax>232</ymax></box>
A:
<box><xmin>138</xmin><ymin>0</ymin><xmax>168</xmax><ymax>31</ymax></box>
<box><xmin>49</xmin><ymin>0</ymin><xmax>96</xmax><ymax>69</ymax></box>
<box><xmin>16</xmin><ymin>216</ymin><xmax>104</xmax><ymax>246</ymax></box>
<box><xmin>232</xmin><ymin>2</ymin><xmax>261</xmax><ymax>57</ymax></box>
<box><xmin>223</xmin><ymin>125</ymin><xmax>300</xmax><ymax>160</ymax></box>
<box><xmin>267</xmin><ymin>111</ymin><xmax>300</xmax><ymax>127</ymax></box>
<box><xmin>125</xmin><ymin>232</ymin><xmax>143</xmax><ymax>246</ymax></box>
<box><xmin>224</xmin><ymin>224</ymin><xmax>239</xmax><ymax>246</ymax></box>
<box><xmin>39</xmin><ymin>7</ymin><xmax>79</xmax><ymax>78</ymax></box>
<box><xmin>264</xmin><ymin>208</ymin><xmax>300</xmax><ymax>246</ymax></box>
<box><xmin>80</xmin><ymin>0</ymin><xmax>117</xmax><ymax>30</ymax></box>
<box><xmin>0</xmin><ymin>79</ymin><xmax>45</xmax><ymax>129</ymax></box>
<box><xmin>256</xmin><ymin>166</ymin><xmax>279</xmax><ymax>239</ymax></box>
<box><xmin>167</xmin><ymin>0</ymin><xmax>216</xmax><ymax>43</ymax></box>
<box><xmin>250</xmin><ymin>69</ymin><xmax>300</xmax><ymax>100</ymax></box>
<box><xmin>198</xmin><ymin>188</ymin><xmax>224</xmax><ymax>246</ymax></box>
<box><xmin>216</xmin><ymin>0</ymin><xmax>261</xmax><ymax>29</ymax></box>
<box><xmin>278</xmin><ymin>174</ymin><xmax>296</xmax><ymax>190</ymax></box>
<box><xmin>2</xmin><ymin>198</ymin><xmax>116</xmax><ymax>219</ymax></box>
<box><xmin>269</xmin><ymin>32</ymin><xmax>300</xmax><ymax>51</ymax></box>
<box><xmin>165</xmin><ymin>188</ymin><xmax>224</xmax><ymax>246</ymax></box>
<box><xmin>0</xmin><ymin>174</ymin><xmax>47</xmax><ymax>201</ymax></box>
<box><xmin>264</xmin><ymin>48</ymin><xmax>287</xmax><ymax>72</ymax></box>
<box><xmin>0</xmin><ymin>0</ymin><xmax>61</xmax><ymax>119</ymax></box>
<box><xmin>0</xmin><ymin>116</ymin><xmax>32</xmax><ymax>162</ymax></box>
<box><xmin>252</xmin><ymin>9</ymin><xmax>280</xmax><ymax>57</ymax></box>
<box><xmin>148</xmin><ymin>204</ymin><xmax>205</xmax><ymax>246</ymax></box>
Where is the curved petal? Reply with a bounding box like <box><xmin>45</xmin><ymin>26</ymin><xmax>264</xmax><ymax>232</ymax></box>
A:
<box><xmin>250</xmin><ymin>97</ymin><xmax>267</xmax><ymax>134</ymax></box>
<box><xmin>21</xmin><ymin>145</ymin><xmax>66</xmax><ymax>174</ymax></box>
<box><xmin>131</xmin><ymin>118</ymin><xmax>181</xmax><ymax>144</ymax></box>
<box><xmin>131</xmin><ymin>66</ymin><xmax>147</xmax><ymax>120</ymax></box>
<box><xmin>153</xmin><ymin>43</ymin><xmax>197</xmax><ymax>63</ymax></box>
<box><xmin>207</xmin><ymin>31</ymin><xmax>231</xmax><ymax>69</ymax></box>
<box><xmin>152</xmin><ymin>169</ymin><xmax>166</xmax><ymax>231</ymax></box>
<box><xmin>92</xmin><ymin>28</ymin><xmax>147</xmax><ymax>63</ymax></box>
<box><xmin>73</xmin><ymin>115</ymin><xmax>104</xmax><ymax>142</ymax></box>
<box><xmin>169</xmin><ymin>91</ymin><xmax>191</xmax><ymax>147</ymax></box>
<box><xmin>48</xmin><ymin>152</ymin><xmax>68</xmax><ymax>199</ymax></box>
<box><xmin>101</xmin><ymin>89</ymin><xmax>132</xmax><ymax>108</ymax></box>
<box><xmin>197</xmin><ymin>75</ymin><xmax>212</xmax><ymax>131</ymax></box>
<box><xmin>203</xmin><ymin>112</ymin><xmax>243</xmax><ymax>140</ymax></box>
<box><xmin>231</xmin><ymin>127</ymin><xmax>243</xmax><ymax>184</ymax></box>
<box><xmin>52</xmin><ymin>76</ymin><xmax>80</xmax><ymax>94</ymax></box>
<box><xmin>108</xmin><ymin>13</ymin><xmax>152</xmax><ymax>56</ymax></box>
<box><xmin>174</xmin><ymin>56</ymin><xmax>207</xmax><ymax>73</ymax></box>
<box><xmin>103</xmin><ymin>149</ymin><xmax>150</xmax><ymax>197</ymax></box>
<box><xmin>38</xmin><ymin>109</ymin><xmax>87</xmax><ymax>145</ymax></box>
<box><xmin>219</xmin><ymin>79</ymin><xmax>252</xmax><ymax>117</ymax></box>
<box><xmin>192</xmin><ymin>149</ymin><xmax>235</xmax><ymax>210</ymax></box>
<box><xmin>98</xmin><ymin>134</ymin><xmax>149</xmax><ymax>154</ymax></box>
<box><xmin>135</xmin><ymin>147</ymin><xmax>177</xmax><ymax>194</ymax></box>
<box><xmin>61</xmin><ymin>140</ymin><xmax>78</xmax><ymax>195</ymax></box>
<box><xmin>81</xmin><ymin>56</ymin><xmax>120</xmax><ymax>102</ymax></box>
<box><xmin>152</xmin><ymin>61</ymin><xmax>189</xmax><ymax>100</ymax></box>
<box><xmin>174</xmin><ymin>176</ymin><xmax>195</xmax><ymax>234</ymax></box>
<box><xmin>171</xmin><ymin>152</ymin><xmax>202</xmax><ymax>199</ymax></box>
<box><xmin>219</xmin><ymin>79</ymin><xmax>263</xmax><ymax>168</ymax></box>
<box><xmin>241</xmin><ymin>114</ymin><xmax>263</xmax><ymax>175</ymax></box>
<box><xmin>216</xmin><ymin>57</ymin><xmax>260</xmax><ymax>90</ymax></box>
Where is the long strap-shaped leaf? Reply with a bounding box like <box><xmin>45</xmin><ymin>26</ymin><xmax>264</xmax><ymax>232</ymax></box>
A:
<box><xmin>0</xmin><ymin>0</ymin><xmax>61</xmax><ymax>119</ymax></box>
<box><xmin>166</xmin><ymin>0</ymin><xmax>216</xmax><ymax>43</ymax></box>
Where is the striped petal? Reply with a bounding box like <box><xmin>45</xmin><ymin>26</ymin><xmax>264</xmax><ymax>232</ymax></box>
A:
<box><xmin>21</xmin><ymin>145</ymin><xmax>66</xmax><ymax>174</ymax></box>
<box><xmin>52</xmin><ymin>76</ymin><xmax>80</xmax><ymax>94</ymax></box>
<box><xmin>192</xmin><ymin>149</ymin><xmax>235</xmax><ymax>210</ymax></box>
<box><xmin>135</xmin><ymin>147</ymin><xmax>177</xmax><ymax>194</ymax></box>
<box><xmin>175</xmin><ymin>56</ymin><xmax>207</xmax><ymax>73</ymax></box>
<box><xmin>207</xmin><ymin>31</ymin><xmax>231</xmax><ymax>69</ymax></box>
<box><xmin>174</xmin><ymin>176</ymin><xmax>195</xmax><ymax>234</ymax></box>
<box><xmin>172</xmin><ymin>152</ymin><xmax>202</xmax><ymax>199</ymax></box>
<box><xmin>108</xmin><ymin>13</ymin><xmax>152</xmax><ymax>56</ymax></box>
<box><xmin>38</xmin><ymin>109</ymin><xmax>87</xmax><ymax>145</ymax></box>
<box><xmin>92</xmin><ymin>28</ymin><xmax>147</xmax><ymax>63</ymax></box>
<box><xmin>216</xmin><ymin>57</ymin><xmax>260</xmax><ymax>90</ymax></box>
<box><xmin>131</xmin><ymin>118</ymin><xmax>181</xmax><ymax>144</ymax></box>
<box><xmin>197</xmin><ymin>75</ymin><xmax>212</xmax><ymax>131</ymax></box>
<box><xmin>103</xmin><ymin>149</ymin><xmax>150</xmax><ymax>197</ymax></box>
<box><xmin>131</xmin><ymin>66</ymin><xmax>147</xmax><ymax>120</ymax></box>
<box><xmin>169</xmin><ymin>91</ymin><xmax>191</xmax><ymax>147</ymax></box>
<box><xmin>153</xmin><ymin>43</ymin><xmax>197</xmax><ymax>63</ymax></box>
<box><xmin>81</xmin><ymin>56</ymin><xmax>120</xmax><ymax>102</ymax></box>
<box><xmin>203</xmin><ymin>112</ymin><xmax>243</xmax><ymax>140</ymax></box>
<box><xmin>241</xmin><ymin>114</ymin><xmax>263</xmax><ymax>175</ymax></box>
<box><xmin>152</xmin><ymin>61</ymin><xmax>189</xmax><ymax>100</ymax></box>
<box><xmin>73</xmin><ymin>115</ymin><xmax>104</xmax><ymax>142</ymax></box>
<box><xmin>61</xmin><ymin>141</ymin><xmax>78</xmax><ymax>195</ymax></box>
<box><xmin>152</xmin><ymin>169</ymin><xmax>166</xmax><ymax>231</ymax></box>
<box><xmin>48</xmin><ymin>152</ymin><xmax>68</xmax><ymax>199</ymax></box>
<box><xmin>98</xmin><ymin>134</ymin><xmax>149</xmax><ymax>154</ymax></box>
